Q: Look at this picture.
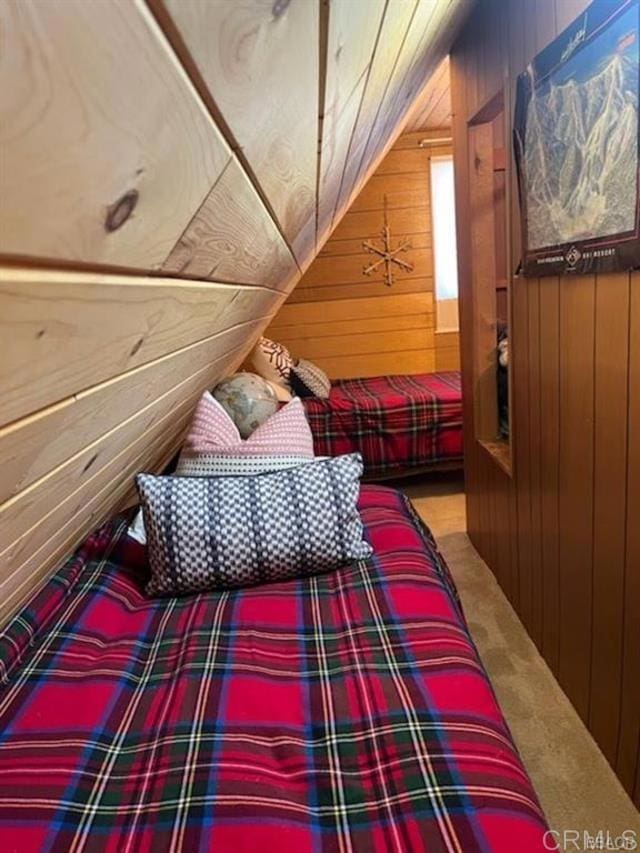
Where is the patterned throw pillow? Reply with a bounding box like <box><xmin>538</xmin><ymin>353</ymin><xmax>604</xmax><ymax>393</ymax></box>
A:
<box><xmin>290</xmin><ymin>358</ymin><xmax>331</xmax><ymax>399</ymax></box>
<box><xmin>128</xmin><ymin>454</ymin><xmax>316</xmax><ymax>546</ymax></box>
<box><xmin>182</xmin><ymin>393</ymin><xmax>314</xmax><ymax>457</ymax></box>
<box><xmin>136</xmin><ymin>454</ymin><xmax>372</xmax><ymax>595</ymax></box>
<box><xmin>249</xmin><ymin>337</ymin><xmax>293</xmax><ymax>389</ymax></box>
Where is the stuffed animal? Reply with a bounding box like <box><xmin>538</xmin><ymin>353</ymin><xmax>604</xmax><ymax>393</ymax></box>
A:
<box><xmin>497</xmin><ymin>325</ymin><xmax>509</xmax><ymax>439</ymax></box>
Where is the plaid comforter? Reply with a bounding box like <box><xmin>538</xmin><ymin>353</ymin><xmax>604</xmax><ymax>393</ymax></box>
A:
<box><xmin>302</xmin><ymin>373</ymin><xmax>463</xmax><ymax>480</ymax></box>
<box><xmin>0</xmin><ymin>486</ymin><xmax>546</xmax><ymax>852</ymax></box>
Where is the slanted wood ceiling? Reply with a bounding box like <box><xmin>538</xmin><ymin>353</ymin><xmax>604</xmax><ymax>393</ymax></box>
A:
<box><xmin>0</xmin><ymin>0</ymin><xmax>471</xmax><ymax>625</ymax></box>
<box><xmin>405</xmin><ymin>55</ymin><xmax>452</xmax><ymax>131</ymax></box>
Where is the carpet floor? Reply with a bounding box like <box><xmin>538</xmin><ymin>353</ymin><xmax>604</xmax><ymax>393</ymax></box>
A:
<box><xmin>394</xmin><ymin>472</ymin><xmax>640</xmax><ymax>837</ymax></box>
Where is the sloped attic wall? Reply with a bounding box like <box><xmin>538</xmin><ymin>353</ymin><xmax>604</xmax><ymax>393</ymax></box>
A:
<box><xmin>267</xmin><ymin>128</ymin><xmax>459</xmax><ymax>380</ymax></box>
<box><xmin>0</xmin><ymin>0</ymin><xmax>471</xmax><ymax>625</ymax></box>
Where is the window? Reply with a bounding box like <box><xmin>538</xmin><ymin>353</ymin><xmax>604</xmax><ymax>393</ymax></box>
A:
<box><xmin>430</xmin><ymin>155</ymin><xmax>459</xmax><ymax>332</ymax></box>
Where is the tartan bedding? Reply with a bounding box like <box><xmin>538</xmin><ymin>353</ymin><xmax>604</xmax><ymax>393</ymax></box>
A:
<box><xmin>302</xmin><ymin>372</ymin><xmax>464</xmax><ymax>480</ymax></box>
<box><xmin>0</xmin><ymin>485</ymin><xmax>547</xmax><ymax>852</ymax></box>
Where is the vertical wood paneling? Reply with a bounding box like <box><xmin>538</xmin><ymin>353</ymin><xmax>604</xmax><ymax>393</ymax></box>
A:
<box><xmin>539</xmin><ymin>275</ymin><xmax>560</xmax><ymax>671</ymax></box>
<box><xmin>452</xmin><ymin>0</ymin><xmax>639</xmax><ymax>797</ymax></box>
<box><xmin>451</xmin><ymin>42</ymin><xmax>481</xmax><ymax>546</ymax></box>
<box><xmin>558</xmin><ymin>276</ymin><xmax>595</xmax><ymax>721</ymax></box>
<box><xmin>589</xmin><ymin>273</ymin><xmax>630</xmax><ymax>764</ymax></box>
<box><xmin>527</xmin><ymin>278</ymin><xmax>543</xmax><ymax>646</ymax></box>
<box><xmin>512</xmin><ymin>276</ymin><xmax>533</xmax><ymax>632</ymax></box>
<box><xmin>616</xmin><ymin>272</ymin><xmax>640</xmax><ymax>801</ymax></box>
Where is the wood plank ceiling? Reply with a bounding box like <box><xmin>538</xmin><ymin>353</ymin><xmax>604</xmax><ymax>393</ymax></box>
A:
<box><xmin>404</xmin><ymin>55</ymin><xmax>452</xmax><ymax>131</ymax></box>
<box><xmin>0</xmin><ymin>0</ymin><xmax>471</xmax><ymax>624</ymax></box>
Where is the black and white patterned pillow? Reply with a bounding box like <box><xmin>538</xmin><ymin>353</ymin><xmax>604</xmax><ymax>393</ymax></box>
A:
<box><xmin>136</xmin><ymin>454</ymin><xmax>372</xmax><ymax>596</ymax></box>
<box><xmin>128</xmin><ymin>454</ymin><xmax>321</xmax><ymax>545</ymax></box>
<box><xmin>290</xmin><ymin>358</ymin><xmax>331</xmax><ymax>399</ymax></box>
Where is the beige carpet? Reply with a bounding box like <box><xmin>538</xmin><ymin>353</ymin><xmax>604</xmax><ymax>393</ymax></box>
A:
<box><xmin>394</xmin><ymin>472</ymin><xmax>640</xmax><ymax>836</ymax></box>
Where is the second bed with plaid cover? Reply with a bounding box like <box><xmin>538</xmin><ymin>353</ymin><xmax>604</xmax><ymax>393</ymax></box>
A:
<box><xmin>0</xmin><ymin>486</ymin><xmax>546</xmax><ymax>851</ymax></box>
<box><xmin>302</xmin><ymin>372</ymin><xmax>464</xmax><ymax>480</ymax></box>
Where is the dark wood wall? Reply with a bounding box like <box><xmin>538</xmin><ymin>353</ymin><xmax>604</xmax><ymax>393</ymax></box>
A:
<box><xmin>451</xmin><ymin>0</ymin><xmax>640</xmax><ymax>805</ymax></box>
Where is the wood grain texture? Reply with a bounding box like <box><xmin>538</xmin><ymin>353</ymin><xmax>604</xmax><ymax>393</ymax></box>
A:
<box><xmin>0</xmin><ymin>267</ymin><xmax>278</xmax><ymax>427</ymax></box>
<box><xmin>330</xmin><ymin>204</ymin><xmax>431</xmax><ymax>243</ymax></box>
<box><xmin>161</xmin><ymin>157</ymin><xmax>297</xmax><ymax>288</ymax></box>
<box><xmin>0</xmin><ymin>431</ymin><xmax>182</xmax><ymax>629</ymax></box>
<box><xmin>270</xmin><ymin>291</ymin><xmax>433</xmax><ymax>326</ymax></box>
<box><xmin>350</xmin><ymin>171</ymin><xmax>431</xmax><ymax>214</ymax></box>
<box><xmin>435</xmin><ymin>332</ymin><xmax>460</xmax><ymax>371</ymax></box>
<box><xmin>0</xmin><ymin>0</ymin><xmax>473</xmax><ymax>631</ymax></box>
<box><xmin>589</xmin><ymin>273</ymin><xmax>630</xmax><ymax>764</ymax></box>
<box><xmin>316</xmin><ymin>0</ymin><xmax>386</xmax><ymax>245</ymax></box>
<box><xmin>539</xmin><ymin>274</ymin><xmax>560</xmax><ymax>671</ymax></box>
<box><xmin>271</xmin><ymin>131</ymin><xmax>455</xmax><ymax>379</ymax></box>
<box><xmin>0</xmin><ymin>317</ymin><xmax>268</xmax><ymax>505</ymax></box>
<box><xmin>333</xmin><ymin>0</ymin><xmax>419</xmax><ymax>222</ymax></box>
<box><xmin>0</xmin><ymin>327</ymin><xmax>263</xmax><ymax>564</ymax></box>
<box><xmin>452</xmin><ymin>0</ymin><xmax>639</xmax><ymax>799</ymax></box>
<box><xmin>616</xmin><ymin>271</ymin><xmax>640</xmax><ymax>804</ymax></box>
<box><xmin>405</xmin><ymin>56</ymin><xmax>451</xmax><ymax>131</ymax></box>
<box><xmin>558</xmin><ymin>276</ymin><xmax>595</xmax><ymax>721</ymax></box>
<box><xmin>312</xmin><ymin>349</ymin><xmax>436</xmax><ymax>380</ymax></box>
<box><xmin>345</xmin><ymin>0</ymin><xmax>469</xmax><ymax>220</ymax></box>
<box><xmin>273</xmin><ymin>312</ymin><xmax>434</xmax><ymax>341</ymax></box>
<box><xmin>0</xmin><ymin>405</ymin><xmax>195</xmax><ymax>626</ymax></box>
<box><xmin>0</xmin><ymin>0</ymin><xmax>230</xmax><ymax>270</ymax></box>
<box><xmin>287</xmin><ymin>276</ymin><xmax>434</xmax><ymax>304</ymax></box>
<box><xmin>160</xmin><ymin>0</ymin><xmax>319</xmax><ymax>266</ymax></box>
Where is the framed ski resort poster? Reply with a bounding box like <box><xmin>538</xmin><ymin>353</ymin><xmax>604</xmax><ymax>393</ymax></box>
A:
<box><xmin>513</xmin><ymin>0</ymin><xmax>640</xmax><ymax>276</ymax></box>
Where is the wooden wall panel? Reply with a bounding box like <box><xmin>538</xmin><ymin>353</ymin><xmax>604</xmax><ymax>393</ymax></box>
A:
<box><xmin>538</xmin><ymin>274</ymin><xmax>560</xmax><ymax>672</ymax></box>
<box><xmin>0</xmin><ymin>0</ymin><xmax>471</xmax><ymax>626</ymax></box>
<box><xmin>0</xmin><ymin>0</ymin><xmax>230</xmax><ymax>270</ymax></box>
<box><xmin>334</xmin><ymin>1</ymin><xmax>470</xmax><ymax>227</ymax></box>
<box><xmin>268</xmin><ymin>130</ymin><xmax>458</xmax><ymax>379</ymax></box>
<box><xmin>589</xmin><ymin>273</ymin><xmax>630</xmax><ymax>764</ymax></box>
<box><xmin>159</xmin><ymin>0</ymin><xmax>319</xmax><ymax>265</ymax></box>
<box><xmin>405</xmin><ymin>56</ymin><xmax>451</xmax><ymax>131</ymax></box>
<box><xmin>0</xmin><ymin>267</ymin><xmax>278</xmax><ymax>427</ymax></box>
<box><xmin>435</xmin><ymin>331</ymin><xmax>460</xmax><ymax>371</ymax></box>
<box><xmin>332</xmin><ymin>0</ymin><xmax>419</xmax><ymax>224</ymax></box>
<box><xmin>0</xmin><ymin>313</ymin><xmax>272</xmax><ymax>505</ymax></box>
<box><xmin>161</xmin><ymin>158</ymin><xmax>297</xmax><ymax>287</ymax></box>
<box><xmin>617</xmin><ymin>271</ymin><xmax>640</xmax><ymax>803</ymax></box>
<box><xmin>558</xmin><ymin>275</ymin><xmax>595</xmax><ymax>721</ymax></box>
<box><xmin>316</xmin><ymin>0</ymin><xmax>386</xmax><ymax>246</ymax></box>
<box><xmin>0</xmin><ymin>326</ymin><xmax>263</xmax><ymax>571</ymax></box>
<box><xmin>452</xmin><ymin>0</ymin><xmax>640</xmax><ymax>803</ymax></box>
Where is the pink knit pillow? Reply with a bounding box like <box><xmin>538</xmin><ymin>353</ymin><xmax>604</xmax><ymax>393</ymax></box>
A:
<box><xmin>182</xmin><ymin>393</ymin><xmax>314</xmax><ymax>457</ymax></box>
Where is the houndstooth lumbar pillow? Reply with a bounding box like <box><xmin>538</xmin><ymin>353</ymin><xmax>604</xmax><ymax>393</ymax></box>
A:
<box><xmin>136</xmin><ymin>454</ymin><xmax>372</xmax><ymax>596</ymax></box>
<box><xmin>128</xmin><ymin>454</ymin><xmax>322</xmax><ymax>545</ymax></box>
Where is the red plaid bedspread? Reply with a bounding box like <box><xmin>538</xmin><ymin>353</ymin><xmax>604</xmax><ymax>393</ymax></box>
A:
<box><xmin>302</xmin><ymin>372</ymin><xmax>463</xmax><ymax>480</ymax></box>
<box><xmin>0</xmin><ymin>486</ymin><xmax>546</xmax><ymax>852</ymax></box>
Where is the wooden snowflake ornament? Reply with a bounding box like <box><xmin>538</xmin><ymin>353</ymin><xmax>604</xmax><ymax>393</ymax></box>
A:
<box><xmin>362</xmin><ymin>196</ymin><xmax>414</xmax><ymax>287</ymax></box>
